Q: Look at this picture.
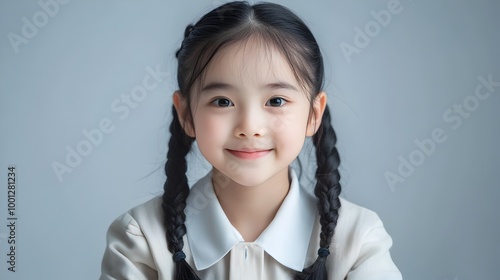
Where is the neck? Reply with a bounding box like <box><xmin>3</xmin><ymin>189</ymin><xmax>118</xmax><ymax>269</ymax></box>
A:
<box><xmin>212</xmin><ymin>168</ymin><xmax>290</xmax><ymax>242</ymax></box>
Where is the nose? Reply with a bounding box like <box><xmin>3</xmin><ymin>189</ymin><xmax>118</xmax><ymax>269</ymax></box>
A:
<box><xmin>234</xmin><ymin>107</ymin><xmax>266</xmax><ymax>138</ymax></box>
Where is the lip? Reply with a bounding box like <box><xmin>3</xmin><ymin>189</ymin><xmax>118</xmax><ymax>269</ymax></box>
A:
<box><xmin>226</xmin><ymin>149</ymin><xmax>272</xmax><ymax>160</ymax></box>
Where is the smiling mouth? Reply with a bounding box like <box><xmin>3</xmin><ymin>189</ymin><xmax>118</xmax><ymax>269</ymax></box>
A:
<box><xmin>226</xmin><ymin>149</ymin><xmax>272</xmax><ymax>159</ymax></box>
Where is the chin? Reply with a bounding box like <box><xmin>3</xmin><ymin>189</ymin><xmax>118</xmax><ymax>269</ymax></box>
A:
<box><xmin>229</xmin><ymin>176</ymin><xmax>266</xmax><ymax>188</ymax></box>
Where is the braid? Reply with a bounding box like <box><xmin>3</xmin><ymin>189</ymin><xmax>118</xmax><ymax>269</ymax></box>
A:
<box><xmin>296</xmin><ymin>105</ymin><xmax>342</xmax><ymax>280</ymax></box>
<box><xmin>162</xmin><ymin>106</ymin><xmax>200</xmax><ymax>280</ymax></box>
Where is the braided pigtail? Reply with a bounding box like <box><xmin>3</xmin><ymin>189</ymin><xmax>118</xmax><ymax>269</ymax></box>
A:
<box><xmin>296</xmin><ymin>106</ymin><xmax>342</xmax><ymax>280</ymax></box>
<box><xmin>161</xmin><ymin>107</ymin><xmax>200</xmax><ymax>280</ymax></box>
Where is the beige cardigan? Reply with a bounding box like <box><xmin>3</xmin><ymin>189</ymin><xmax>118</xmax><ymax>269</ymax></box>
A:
<box><xmin>100</xmin><ymin>171</ymin><xmax>402</xmax><ymax>280</ymax></box>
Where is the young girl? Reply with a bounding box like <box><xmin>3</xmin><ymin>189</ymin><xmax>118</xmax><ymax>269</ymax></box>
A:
<box><xmin>100</xmin><ymin>1</ymin><xmax>402</xmax><ymax>279</ymax></box>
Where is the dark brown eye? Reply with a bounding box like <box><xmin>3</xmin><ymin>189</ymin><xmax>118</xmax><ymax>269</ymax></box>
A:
<box><xmin>266</xmin><ymin>97</ymin><xmax>286</xmax><ymax>107</ymax></box>
<box><xmin>211</xmin><ymin>98</ymin><xmax>233</xmax><ymax>107</ymax></box>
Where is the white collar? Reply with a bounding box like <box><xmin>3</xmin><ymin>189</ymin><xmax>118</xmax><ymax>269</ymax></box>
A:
<box><xmin>185</xmin><ymin>168</ymin><xmax>317</xmax><ymax>271</ymax></box>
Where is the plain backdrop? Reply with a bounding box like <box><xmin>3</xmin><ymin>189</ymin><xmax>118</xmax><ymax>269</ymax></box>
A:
<box><xmin>1</xmin><ymin>0</ymin><xmax>499</xmax><ymax>279</ymax></box>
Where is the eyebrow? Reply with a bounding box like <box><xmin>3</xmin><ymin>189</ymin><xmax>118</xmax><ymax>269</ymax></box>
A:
<box><xmin>200</xmin><ymin>81</ymin><xmax>299</xmax><ymax>93</ymax></box>
<box><xmin>264</xmin><ymin>82</ymin><xmax>299</xmax><ymax>92</ymax></box>
<box><xmin>200</xmin><ymin>82</ymin><xmax>234</xmax><ymax>92</ymax></box>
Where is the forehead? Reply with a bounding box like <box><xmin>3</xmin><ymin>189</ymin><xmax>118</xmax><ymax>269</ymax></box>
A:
<box><xmin>200</xmin><ymin>36</ymin><xmax>300</xmax><ymax>88</ymax></box>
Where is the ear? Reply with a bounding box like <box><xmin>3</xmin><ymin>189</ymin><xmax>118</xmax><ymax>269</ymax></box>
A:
<box><xmin>306</xmin><ymin>91</ymin><xmax>327</xmax><ymax>136</ymax></box>
<box><xmin>172</xmin><ymin>91</ymin><xmax>196</xmax><ymax>137</ymax></box>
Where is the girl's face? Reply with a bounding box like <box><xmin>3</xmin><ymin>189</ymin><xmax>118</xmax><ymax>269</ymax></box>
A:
<box><xmin>174</xmin><ymin>36</ymin><xmax>326</xmax><ymax>188</ymax></box>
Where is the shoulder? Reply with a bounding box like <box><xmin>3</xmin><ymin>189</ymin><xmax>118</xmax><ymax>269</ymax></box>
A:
<box><xmin>338</xmin><ymin>197</ymin><xmax>384</xmax><ymax>228</ymax></box>
<box><xmin>334</xmin><ymin>197</ymin><xmax>389</xmax><ymax>244</ymax></box>
<box><xmin>325</xmin><ymin>197</ymin><xmax>402</xmax><ymax>279</ymax></box>
<box><xmin>101</xmin><ymin>196</ymin><xmax>177</xmax><ymax>279</ymax></box>
<box><xmin>127</xmin><ymin>196</ymin><xmax>164</xmax><ymax>224</ymax></box>
<box><xmin>111</xmin><ymin>196</ymin><xmax>170</xmax><ymax>246</ymax></box>
<box><xmin>307</xmin><ymin>196</ymin><xmax>390</xmax><ymax>256</ymax></box>
<box><xmin>104</xmin><ymin>195</ymin><xmax>167</xmax><ymax>254</ymax></box>
<box><xmin>107</xmin><ymin>196</ymin><xmax>162</xmax><ymax>231</ymax></box>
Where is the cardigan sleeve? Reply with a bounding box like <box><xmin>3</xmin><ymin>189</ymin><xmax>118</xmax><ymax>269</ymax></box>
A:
<box><xmin>100</xmin><ymin>212</ymin><xmax>158</xmax><ymax>280</ymax></box>
<box><xmin>346</xmin><ymin>213</ymin><xmax>402</xmax><ymax>280</ymax></box>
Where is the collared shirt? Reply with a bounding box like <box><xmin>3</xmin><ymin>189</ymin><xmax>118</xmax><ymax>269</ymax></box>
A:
<box><xmin>100</xmin><ymin>169</ymin><xmax>402</xmax><ymax>279</ymax></box>
<box><xmin>184</xmin><ymin>168</ymin><xmax>317</xmax><ymax>273</ymax></box>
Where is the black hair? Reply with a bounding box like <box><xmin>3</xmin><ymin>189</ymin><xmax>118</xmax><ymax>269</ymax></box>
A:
<box><xmin>162</xmin><ymin>2</ymin><xmax>341</xmax><ymax>279</ymax></box>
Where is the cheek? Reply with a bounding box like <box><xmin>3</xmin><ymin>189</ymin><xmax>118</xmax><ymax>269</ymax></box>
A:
<box><xmin>267</xmin><ymin>106</ymin><xmax>305</xmax><ymax>133</ymax></box>
<box><xmin>194</xmin><ymin>115</ymin><xmax>230</xmax><ymax>149</ymax></box>
<box><xmin>273</xmin><ymin>113</ymin><xmax>308</xmax><ymax>153</ymax></box>
<box><xmin>283</xmin><ymin>126</ymin><xmax>307</xmax><ymax>149</ymax></box>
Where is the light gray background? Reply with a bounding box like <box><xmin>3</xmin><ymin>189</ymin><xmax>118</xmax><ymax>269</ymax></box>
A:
<box><xmin>1</xmin><ymin>0</ymin><xmax>499</xmax><ymax>279</ymax></box>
